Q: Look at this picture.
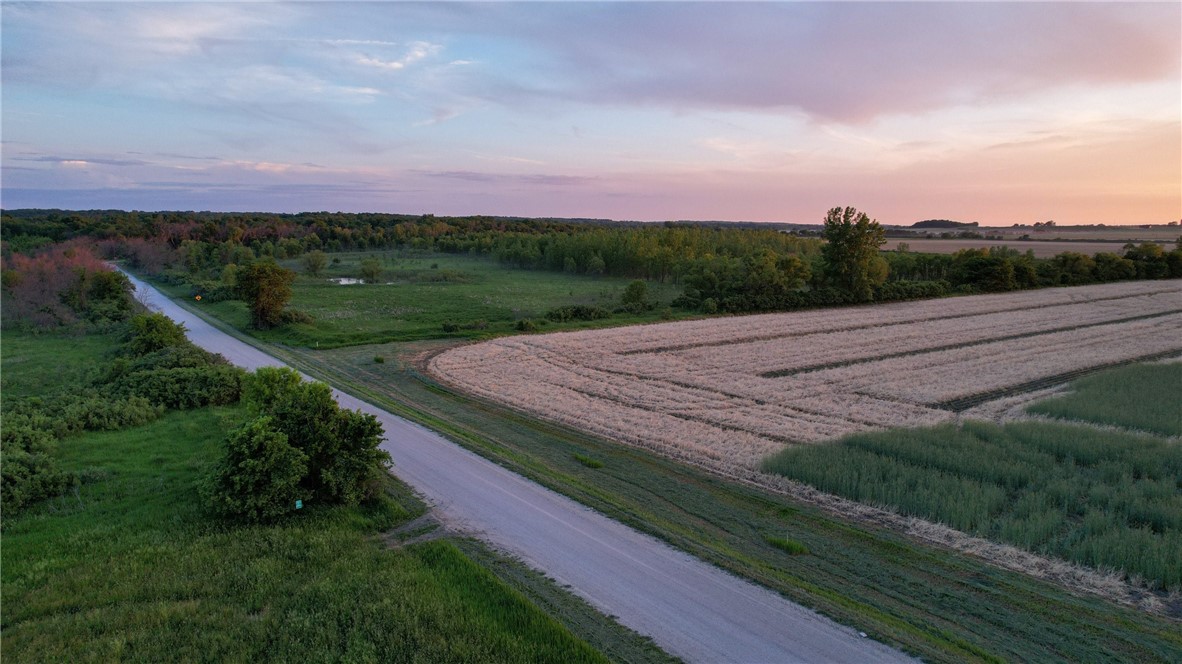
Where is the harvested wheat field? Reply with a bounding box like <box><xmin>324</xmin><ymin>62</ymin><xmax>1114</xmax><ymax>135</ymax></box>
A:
<box><xmin>430</xmin><ymin>281</ymin><xmax>1182</xmax><ymax>474</ymax></box>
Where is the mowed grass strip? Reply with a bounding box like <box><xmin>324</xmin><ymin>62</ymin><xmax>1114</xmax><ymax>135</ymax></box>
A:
<box><xmin>1027</xmin><ymin>362</ymin><xmax>1182</xmax><ymax>437</ymax></box>
<box><xmin>166</xmin><ymin>251</ymin><xmax>690</xmax><ymax>348</ymax></box>
<box><xmin>274</xmin><ymin>339</ymin><xmax>1182</xmax><ymax>664</ymax></box>
<box><xmin>763</xmin><ymin>419</ymin><xmax>1182</xmax><ymax>591</ymax></box>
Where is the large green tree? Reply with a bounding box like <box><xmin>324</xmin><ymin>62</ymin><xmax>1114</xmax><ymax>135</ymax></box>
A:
<box><xmin>821</xmin><ymin>206</ymin><xmax>888</xmax><ymax>301</ymax></box>
<box><xmin>237</xmin><ymin>261</ymin><xmax>296</xmax><ymax>329</ymax></box>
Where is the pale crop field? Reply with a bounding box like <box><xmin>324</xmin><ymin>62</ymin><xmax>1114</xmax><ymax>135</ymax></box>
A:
<box><xmin>430</xmin><ymin>281</ymin><xmax>1182</xmax><ymax>474</ymax></box>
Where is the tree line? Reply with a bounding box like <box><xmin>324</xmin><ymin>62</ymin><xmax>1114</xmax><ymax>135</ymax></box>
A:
<box><xmin>4</xmin><ymin>207</ymin><xmax>1180</xmax><ymax>323</ymax></box>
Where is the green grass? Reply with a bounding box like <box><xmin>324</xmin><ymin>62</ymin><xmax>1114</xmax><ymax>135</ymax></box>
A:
<box><xmin>764</xmin><ymin>535</ymin><xmax>810</xmax><ymax>556</ymax></box>
<box><xmin>0</xmin><ymin>330</ymin><xmax>674</xmax><ymax>664</ymax></box>
<box><xmin>163</xmin><ymin>251</ymin><xmax>694</xmax><ymax>348</ymax></box>
<box><xmin>0</xmin><ymin>329</ymin><xmax>114</xmax><ymax>400</ymax></box>
<box><xmin>574</xmin><ymin>453</ymin><xmax>604</xmax><ymax>469</ymax></box>
<box><xmin>263</xmin><ymin>338</ymin><xmax>1182</xmax><ymax>664</ymax></box>
<box><xmin>1027</xmin><ymin>362</ymin><xmax>1182</xmax><ymax>437</ymax></box>
<box><xmin>763</xmin><ymin>420</ymin><xmax>1182</xmax><ymax>591</ymax></box>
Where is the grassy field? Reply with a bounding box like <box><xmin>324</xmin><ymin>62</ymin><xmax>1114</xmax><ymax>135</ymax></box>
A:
<box><xmin>0</xmin><ymin>330</ymin><xmax>113</xmax><ymax>399</ymax></box>
<box><xmin>0</xmin><ymin>331</ymin><xmax>673</xmax><ymax>664</ymax></box>
<box><xmin>160</xmin><ymin>251</ymin><xmax>692</xmax><ymax>348</ymax></box>
<box><xmin>1027</xmin><ymin>362</ymin><xmax>1182</xmax><ymax>437</ymax></box>
<box><xmin>262</xmin><ymin>337</ymin><xmax>1182</xmax><ymax>664</ymax></box>
<box><xmin>763</xmin><ymin>418</ymin><xmax>1182</xmax><ymax>590</ymax></box>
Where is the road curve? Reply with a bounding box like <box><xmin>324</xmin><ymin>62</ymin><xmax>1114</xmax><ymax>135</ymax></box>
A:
<box><xmin>123</xmin><ymin>272</ymin><xmax>914</xmax><ymax>664</ymax></box>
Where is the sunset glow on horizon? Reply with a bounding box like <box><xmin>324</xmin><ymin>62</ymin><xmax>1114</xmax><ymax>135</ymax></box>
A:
<box><xmin>2</xmin><ymin>2</ymin><xmax>1179</xmax><ymax>226</ymax></box>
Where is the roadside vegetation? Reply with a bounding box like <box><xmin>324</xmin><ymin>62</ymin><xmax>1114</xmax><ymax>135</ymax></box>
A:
<box><xmin>0</xmin><ymin>264</ymin><xmax>671</xmax><ymax>662</ymax></box>
<box><xmin>1027</xmin><ymin>362</ymin><xmax>1182</xmax><ymax>437</ymax></box>
<box><xmin>763</xmin><ymin>416</ymin><xmax>1182</xmax><ymax>591</ymax></box>
<box><xmin>0</xmin><ymin>334</ymin><xmax>669</xmax><ymax>663</ymax></box>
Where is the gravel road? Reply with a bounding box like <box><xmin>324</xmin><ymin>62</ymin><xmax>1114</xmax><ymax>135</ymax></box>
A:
<box><xmin>122</xmin><ymin>271</ymin><xmax>914</xmax><ymax>664</ymax></box>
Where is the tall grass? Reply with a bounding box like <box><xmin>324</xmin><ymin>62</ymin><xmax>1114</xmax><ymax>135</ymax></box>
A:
<box><xmin>763</xmin><ymin>420</ymin><xmax>1182</xmax><ymax>590</ymax></box>
<box><xmin>1027</xmin><ymin>362</ymin><xmax>1182</xmax><ymax>437</ymax></box>
<box><xmin>0</xmin><ymin>331</ymin><xmax>613</xmax><ymax>662</ymax></box>
<box><xmin>0</xmin><ymin>409</ymin><xmax>610</xmax><ymax>663</ymax></box>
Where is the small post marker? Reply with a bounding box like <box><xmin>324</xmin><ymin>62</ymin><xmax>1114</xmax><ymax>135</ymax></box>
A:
<box><xmin>295</xmin><ymin>499</ymin><xmax>303</xmax><ymax>510</ymax></box>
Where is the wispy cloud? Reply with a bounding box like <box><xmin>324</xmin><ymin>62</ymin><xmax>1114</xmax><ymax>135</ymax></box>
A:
<box><xmin>13</xmin><ymin>155</ymin><xmax>149</xmax><ymax>167</ymax></box>
<box><xmin>417</xmin><ymin>170</ymin><xmax>593</xmax><ymax>186</ymax></box>
<box><xmin>445</xmin><ymin>3</ymin><xmax>1180</xmax><ymax>123</ymax></box>
<box><xmin>355</xmin><ymin>41</ymin><xmax>440</xmax><ymax>71</ymax></box>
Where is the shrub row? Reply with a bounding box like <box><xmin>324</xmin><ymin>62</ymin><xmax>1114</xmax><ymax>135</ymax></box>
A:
<box><xmin>545</xmin><ymin>305</ymin><xmax>612</xmax><ymax>322</ymax></box>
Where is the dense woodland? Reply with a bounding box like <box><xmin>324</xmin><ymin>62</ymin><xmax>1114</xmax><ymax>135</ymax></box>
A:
<box><xmin>3</xmin><ymin>209</ymin><xmax>1180</xmax><ymax>330</ymax></box>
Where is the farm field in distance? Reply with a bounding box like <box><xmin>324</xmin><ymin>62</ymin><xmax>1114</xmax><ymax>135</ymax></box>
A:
<box><xmin>883</xmin><ymin>238</ymin><xmax>1141</xmax><ymax>257</ymax></box>
<box><xmin>430</xmin><ymin>279</ymin><xmax>1182</xmax><ymax>601</ymax></box>
<box><xmin>430</xmin><ymin>280</ymin><xmax>1182</xmax><ymax>471</ymax></box>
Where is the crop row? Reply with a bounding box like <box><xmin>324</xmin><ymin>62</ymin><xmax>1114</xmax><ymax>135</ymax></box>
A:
<box><xmin>595</xmin><ymin>280</ymin><xmax>1179</xmax><ymax>354</ymax></box>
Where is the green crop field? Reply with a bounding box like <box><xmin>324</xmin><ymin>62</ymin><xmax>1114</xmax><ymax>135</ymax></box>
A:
<box><xmin>0</xmin><ymin>331</ymin><xmax>672</xmax><ymax>663</ymax></box>
<box><xmin>763</xmin><ymin>418</ymin><xmax>1182</xmax><ymax>591</ymax></box>
<box><xmin>1027</xmin><ymin>362</ymin><xmax>1182</xmax><ymax>437</ymax></box>
<box><xmin>157</xmin><ymin>251</ymin><xmax>691</xmax><ymax>348</ymax></box>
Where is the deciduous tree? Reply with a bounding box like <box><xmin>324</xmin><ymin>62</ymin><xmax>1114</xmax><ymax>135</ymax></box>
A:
<box><xmin>821</xmin><ymin>206</ymin><xmax>888</xmax><ymax>301</ymax></box>
<box><xmin>237</xmin><ymin>261</ymin><xmax>296</xmax><ymax>329</ymax></box>
<box><xmin>302</xmin><ymin>250</ymin><xmax>327</xmax><ymax>276</ymax></box>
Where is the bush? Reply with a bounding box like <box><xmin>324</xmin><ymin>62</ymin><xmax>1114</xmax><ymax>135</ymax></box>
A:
<box><xmin>515</xmin><ymin>319</ymin><xmax>538</xmax><ymax>332</ymax></box>
<box><xmin>123</xmin><ymin>343</ymin><xmax>225</xmax><ymax>372</ymax></box>
<box><xmin>231</xmin><ymin>368</ymin><xmax>391</xmax><ymax>507</ymax></box>
<box><xmin>204</xmin><ymin>417</ymin><xmax>308</xmax><ymax>523</ymax></box>
<box><xmin>0</xmin><ymin>422</ymin><xmax>76</xmax><ymax>512</ymax></box>
<box><xmin>113</xmin><ymin>366</ymin><xmax>243</xmax><ymax>409</ymax></box>
<box><xmin>359</xmin><ymin>257</ymin><xmax>384</xmax><ymax>284</ymax></box>
<box><xmin>6</xmin><ymin>393</ymin><xmax>163</xmax><ymax>438</ymax></box>
<box><xmin>302</xmin><ymin>250</ymin><xmax>328</xmax><ymax>276</ymax></box>
<box><xmin>441</xmin><ymin>321</ymin><xmax>459</xmax><ymax>333</ymax></box>
<box><xmin>874</xmin><ymin>280</ymin><xmax>951</xmax><ymax>302</ymax></box>
<box><xmin>124</xmin><ymin>312</ymin><xmax>188</xmax><ymax>356</ymax></box>
<box><xmin>374</xmin><ymin>355</ymin><xmax>386</xmax><ymax>364</ymax></box>
<box><xmin>621</xmin><ymin>280</ymin><xmax>648</xmax><ymax>307</ymax></box>
<box><xmin>187</xmin><ymin>280</ymin><xmax>237</xmax><ymax>303</ymax></box>
<box><xmin>280</xmin><ymin>309</ymin><xmax>314</xmax><ymax>325</ymax></box>
<box><xmin>545</xmin><ymin>305</ymin><xmax>611</xmax><ymax>323</ymax></box>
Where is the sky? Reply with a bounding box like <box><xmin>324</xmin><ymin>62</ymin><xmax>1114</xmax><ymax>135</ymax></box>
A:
<box><xmin>2</xmin><ymin>1</ymin><xmax>1179</xmax><ymax>225</ymax></box>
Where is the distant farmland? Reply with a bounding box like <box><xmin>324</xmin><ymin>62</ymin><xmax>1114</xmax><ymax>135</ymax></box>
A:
<box><xmin>431</xmin><ymin>280</ymin><xmax>1182</xmax><ymax>473</ymax></box>
<box><xmin>886</xmin><ymin>238</ymin><xmax>1146</xmax><ymax>257</ymax></box>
